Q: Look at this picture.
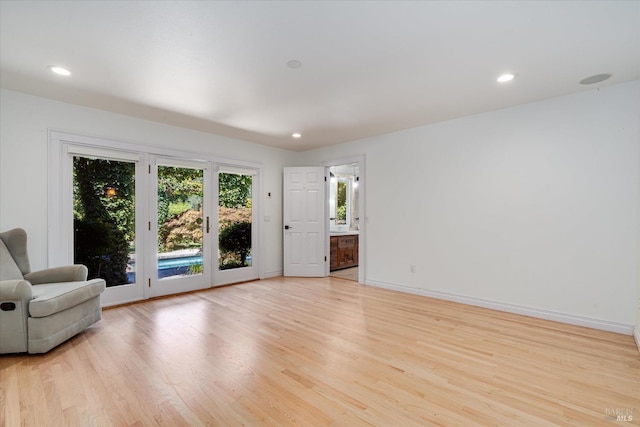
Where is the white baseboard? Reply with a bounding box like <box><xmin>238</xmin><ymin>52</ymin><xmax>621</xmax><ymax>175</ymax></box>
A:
<box><xmin>634</xmin><ymin>326</ymin><xmax>640</xmax><ymax>353</ymax></box>
<box><xmin>262</xmin><ymin>270</ymin><xmax>283</xmax><ymax>279</ymax></box>
<box><xmin>365</xmin><ymin>279</ymin><xmax>635</xmax><ymax>336</ymax></box>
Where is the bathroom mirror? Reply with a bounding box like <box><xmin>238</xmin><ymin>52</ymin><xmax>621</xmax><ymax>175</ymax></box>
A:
<box><xmin>330</xmin><ymin>172</ymin><xmax>351</xmax><ymax>232</ymax></box>
<box><xmin>336</xmin><ymin>178</ymin><xmax>348</xmax><ymax>225</ymax></box>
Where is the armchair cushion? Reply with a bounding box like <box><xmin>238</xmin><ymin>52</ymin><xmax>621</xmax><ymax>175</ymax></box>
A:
<box><xmin>29</xmin><ymin>279</ymin><xmax>106</xmax><ymax>318</ymax></box>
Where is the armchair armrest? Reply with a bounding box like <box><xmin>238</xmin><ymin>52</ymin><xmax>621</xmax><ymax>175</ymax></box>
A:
<box><xmin>0</xmin><ymin>279</ymin><xmax>33</xmax><ymax>301</ymax></box>
<box><xmin>24</xmin><ymin>265</ymin><xmax>88</xmax><ymax>284</ymax></box>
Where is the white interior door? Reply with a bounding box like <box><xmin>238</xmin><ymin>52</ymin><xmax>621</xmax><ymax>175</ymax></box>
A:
<box><xmin>283</xmin><ymin>167</ymin><xmax>326</xmax><ymax>277</ymax></box>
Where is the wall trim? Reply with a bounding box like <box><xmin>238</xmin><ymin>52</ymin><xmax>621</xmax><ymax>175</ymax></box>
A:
<box><xmin>263</xmin><ymin>270</ymin><xmax>283</xmax><ymax>279</ymax></box>
<box><xmin>634</xmin><ymin>326</ymin><xmax>640</xmax><ymax>353</ymax></box>
<box><xmin>366</xmin><ymin>279</ymin><xmax>635</xmax><ymax>335</ymax></box>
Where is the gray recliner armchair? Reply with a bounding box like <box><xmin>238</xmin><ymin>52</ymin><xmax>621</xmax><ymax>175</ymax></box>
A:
<box><xmin>0</xmin><ymin>228</ymin><xmax>106</xmax><ymax>354</ymax></box>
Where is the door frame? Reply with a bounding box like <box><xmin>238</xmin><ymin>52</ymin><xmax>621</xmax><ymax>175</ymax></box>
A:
<box><xmin>322</xmin><ymin>155</ymin><xmax>366</xmax><ymax>284</ymax></box>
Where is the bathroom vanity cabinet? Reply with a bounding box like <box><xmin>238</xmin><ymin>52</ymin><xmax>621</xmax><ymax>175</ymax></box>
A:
<box><xmin>330</xmin><ymin>234</ymin><xmax>358</xmax><ymax>271</ymax></box>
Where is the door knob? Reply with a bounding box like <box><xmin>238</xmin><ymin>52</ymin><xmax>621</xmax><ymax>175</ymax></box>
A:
<box><xmin>284</xmin><ymin>225</ymin><xmax>292</xmax><ymax>230</ymax></box>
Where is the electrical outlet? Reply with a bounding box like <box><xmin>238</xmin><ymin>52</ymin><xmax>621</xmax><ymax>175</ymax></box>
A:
<box><xmin>410</xmin><ymin>265</ymin><xmax>416</xmax><ymax>273</ymax></box>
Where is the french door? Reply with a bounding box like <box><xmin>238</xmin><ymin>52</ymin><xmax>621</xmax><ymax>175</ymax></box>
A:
<box><xmin>65</xmin><ymin>145</ymin><xmax>147</xmax><ymax>306</ymax></box>
<box><xmin>149</xmin><ymin>157</ymin><xmax>213</xmax><ymax>297</ymax></box>
<box><xmin>215</xmin><ymin>167</ymin><xmax>259</xmax><ymax>286</ymax></box>
<box><xmin>51</xmin><ymin>131</ymin><xmax>262</xmax><ymax>306</ymax></box>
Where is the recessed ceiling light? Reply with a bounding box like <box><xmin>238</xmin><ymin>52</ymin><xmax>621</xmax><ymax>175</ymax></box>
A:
<box><xmin>497</xmin><ymin>73</ymin><xmax>515</xmax><ymax>83</ymax></box>
<box><xmin>579</xmin><ymin>73</ymin><xmax>611</xmax><ymax>85</ymax></box>
<box><xmin>292</xmin><ymin>133</ymin><xmax>302</xmax><ymax>138</ymax></box>
<box><xmin>48</xmin><ymin>65</ymin><xmax>71</xmax><ymax>76</ymax></box>
<box><xmin>287</xmin><ymin>60</ymin><xmax>302</xmax><ymax>69</ymax></box>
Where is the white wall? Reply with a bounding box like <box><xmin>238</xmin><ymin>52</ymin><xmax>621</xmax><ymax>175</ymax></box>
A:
<box><xmin>0</xmin><ymin>89</ymin><xmax>295</xmax><ymax>277</ymax></box>
<box><xmin>2</xmin><ymin>82</ymin><xmax>639</xmax><ymax>333</ymax></box>
<box><xmin>299</xmin><ymin>81</ymin><xmax>640</xmax><ymax>331</ymax></box>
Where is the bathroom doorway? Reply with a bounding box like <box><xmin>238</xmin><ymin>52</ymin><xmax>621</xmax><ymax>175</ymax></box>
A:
<box><xmin>327</xmin><ymin>161</ymin><xmax>362</xmax><ymax>282</ymax></box>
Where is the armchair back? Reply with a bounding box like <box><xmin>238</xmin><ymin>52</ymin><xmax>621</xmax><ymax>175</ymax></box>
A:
<box><xmin>0</xmin><ymin>239</ymin><xmax>24</xmax><ymax>281</ymax></box>
<box><xmin>0</xmin><ymin>228</ymin><xmax>31</xmax><ymax>276</ymax></box>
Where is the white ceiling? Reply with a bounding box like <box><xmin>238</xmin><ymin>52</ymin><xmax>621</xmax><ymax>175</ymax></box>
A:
<box><xmin>1</xmin><ymin>1</ymin><xmax>638</xmax><ymax>151</ymax></box>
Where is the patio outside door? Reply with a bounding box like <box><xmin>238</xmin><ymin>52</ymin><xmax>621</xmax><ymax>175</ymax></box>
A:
<box><xmin>51</xmin><ymin>132</ymin><xmax>264</xmax><ymax>306</ymax></box>
<box><xmin>215</xmin><ymin>167</ymin><xmax>259</xmax><ymax>286</ymax></box>
<box><xmin>150</xmin><ymin>157</ymin><xmax>213</xmax><ymax>297</ymax></box>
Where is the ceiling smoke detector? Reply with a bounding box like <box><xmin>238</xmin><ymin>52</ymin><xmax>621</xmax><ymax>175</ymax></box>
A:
<box><xmin>579</xmin><ymin>73</ymin><xmax>611</xmax><ymax>85</ymax></box>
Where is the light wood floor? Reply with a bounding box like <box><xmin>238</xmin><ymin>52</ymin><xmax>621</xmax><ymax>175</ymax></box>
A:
<box><xmin>329</xmin><ymin>267</ymin><xmax>358</xmax><ymax>282</ymax></box>
<box><xmin>2</xmin><ymin>277</ymin><xmax>639</xmax><ymax>426</ymax></box>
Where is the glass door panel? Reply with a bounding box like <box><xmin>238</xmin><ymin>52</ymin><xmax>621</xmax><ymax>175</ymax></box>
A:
<box><xmin>218</xmin><ymin>172</ymin><xmax>252</xmax><ymax>270</ymax></box>
<box><xmin>157</xmin><ymin>165</ymin><xmax>204</xmax><ymax>279</ymax></box>
<box><xmin>151</xmin><ymin>159</ymin><xmax>212</xmax><ymax>297</ymax></box>
<box><xmin>215</xmin><ymin>169</ymin><xmax>258</xmax><ymax>285</ymax></box>
<box><xmin>73</xmin><ymin>156</ymin><xmax>136</xmax><ymax>287</ymax></box>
